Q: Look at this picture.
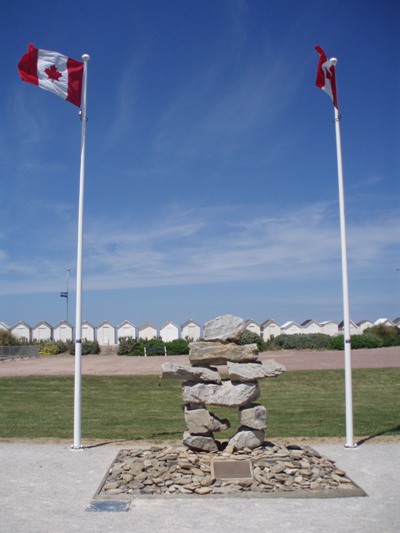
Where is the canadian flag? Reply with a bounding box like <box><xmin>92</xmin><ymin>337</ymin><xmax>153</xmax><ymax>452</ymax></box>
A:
<box><xmin>18</xmin><ymin>44</ymin><xmax>83</xmax><ymax>107</ymax></box>
<box><xmin>315</xmin><ymin>45</ymin><xmax>338</xmax><ymax>110</ymax></box>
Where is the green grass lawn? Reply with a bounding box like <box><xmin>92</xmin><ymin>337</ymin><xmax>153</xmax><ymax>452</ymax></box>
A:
<box><xmin>0</xmin><ymin>368</ymin><xmax>398</xmax><ymax>441</ymax></box>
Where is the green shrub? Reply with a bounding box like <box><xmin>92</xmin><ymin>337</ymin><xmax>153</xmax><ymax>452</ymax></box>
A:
<box><xmin>117</xmin><ymin>338</ymin><xmax>164</xmax><ymax>356</ymax></box>
<box><xmin>364</xmin><ymin>325</ymin><xmax>400</xmax><ymax>346</ymax></box>
<box><xmin>329</xmin><ymin>335</ymin><xmax>344</xmax><ymax>350</ymax></box>
<box><xmin>118</xmin><ymin>337</ymin><xmax>189</xmax><ymax>356</ymax></box>
<box><xmin>238</xmin><ymin>330</ymin><xmax>264</xmax><ymax>351</ymax></box>
<box><xmin>38</xmin><ymin>341</ymin><xmax>68</xmax><ymax>355</ymax></box>
<box><xmin>117</xmin><ymin>337</ymin><xmax>139</xmax><ymax>355</ymax></box>
<box><xmin>69</xmin><ymin>340</ymin><xmax>100</xmax><ymax>355</ymax></box>
<box><xmin>330</xmin><ymin>333</ymin><xmax>383</xmax><ymax>350</ymax></box>
<box><xmin>165</xmin><ymin>339</ymin><xmax>189</xmax><ymax>355</ymax></box>
<box><xmin>0</xmin><ymin>330</ymin><xmax>21</xmax><ymax>346</ymax></box>
<box><xmin>350</xmin><ymin>334</ymin><xmax>383</xmax><ymax>349</ymax></box>
<box><xmin>83</xmin><ymin>340</ymin><xmax>100</xmax><ymax>355</ymax></box>
<box><xmin>268</xmin><ymin>333</ymin><xmax>332</xmax><ymax>351</ymax></box>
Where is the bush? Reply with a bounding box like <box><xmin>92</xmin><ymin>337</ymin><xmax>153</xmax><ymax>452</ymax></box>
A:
<box><xmin>364</xmin><ymin>325</ymin><xmax>400</xmax><ymax>346</ymax></box>
<box><xmin>0</xmin><ymin>330</ymin><xmax>21</xmax><ymax>346</ymax></box>
<box><xmin>330</xmin><ymin>334</ymin><xmax>384</xmax><ymax>350</ymax></box>
<box><xmin>38</xmin><ymin>341</ymin><xmax>68</xmax><ymax>355</ymax></box>
<box><xmin>268</xmin><ymin>333</ymin><xmax>332</xmax><ymax>351</ymax></box>
<box><xmin>118</xmin><ymin>337</ymin><xmax>189</xmax><ymax>356</ymax></box>
<box><xmin>350</xmin><ymin>334</ymin><xmax>383</xmax><ymax>349</ymax></box>
<box><xmin>117</xmin><ymin>337</ymin><xmax>164</xmax><ymax>356</ymax></box>
<box><xmin>69</xmin><ymin>340</ymin><xmax>100</xmax><ymax>355</ymax></box>
<box><xmin>82</xmin><ymin>340</ymin><xmax>100</xmax><ymax>355</ymax></box>
<box><xmin>238</xmin><ymin>330</ymin><xmax>264</xmax><ymax>351</ymax></box>
<box><xmin>165</xmin><ymin>339</ymin><xmax>189</xmax><ymax>355</ymax></box>
<box><xmin>329</xmin><ymin>335</ymin><xmax>344</xmax><ymax>350</ymax></box>
<box><xmin>117</xmin><ymin>337</ymin><xmax>139</xmax><ymax>355</ymax></box>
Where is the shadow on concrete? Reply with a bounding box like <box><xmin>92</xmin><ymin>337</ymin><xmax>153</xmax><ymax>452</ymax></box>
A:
<box><xmin>356</xmin><ymin>425</ymin><xmax>400</xmax><ymax>446</ymax></box>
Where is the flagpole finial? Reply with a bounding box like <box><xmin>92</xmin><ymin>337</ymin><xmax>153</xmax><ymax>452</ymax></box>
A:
<box><xmin>82</xmin><ymin>54</ymin><xmax>90</xmax><ymax>62</ymax></box>
<box><xmin>330</xmin><ymin>58</ymin><xmax>338</xmax><ymax>65</ymax></box>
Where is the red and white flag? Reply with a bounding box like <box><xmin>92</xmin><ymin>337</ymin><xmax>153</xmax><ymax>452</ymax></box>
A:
<box><xmin>314</xmin><ymin>45</ymin><xmax>338</xmax><ymax>110</ymax></box>
<box><xmin>18</xmin><ymin>44</ymin><xmax>83</xmax><ymax>107</ymax></box>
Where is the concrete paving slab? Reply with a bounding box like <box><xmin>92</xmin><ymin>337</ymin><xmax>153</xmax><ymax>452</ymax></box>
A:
<box><xmin>0</xmin><ymin>441</ymin><xmax>399</xmax><ymax>532</ymax></box>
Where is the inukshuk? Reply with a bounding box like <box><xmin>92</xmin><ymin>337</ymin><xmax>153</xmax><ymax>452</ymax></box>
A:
<box><xmin>161</xmin><ymin>314</ymin><xmax>285</xmax><ymax>453</ymax></box>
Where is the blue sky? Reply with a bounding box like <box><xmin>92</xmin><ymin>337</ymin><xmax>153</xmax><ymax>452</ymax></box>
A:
<box><xmin>1</xmin><ymin>0</ymin><xmax>399</xmax><ymax>329</ymax></box>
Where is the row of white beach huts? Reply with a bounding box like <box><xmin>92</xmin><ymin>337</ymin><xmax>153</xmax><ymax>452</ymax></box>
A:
<box><xmin>1</xmin><ymin>317</ymin><xmax>399</xmax><ymax>346</ymax></box>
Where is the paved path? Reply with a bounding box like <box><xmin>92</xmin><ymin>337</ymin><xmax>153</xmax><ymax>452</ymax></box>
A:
<box><xmin>0</xmin><ymin>346</ymin><xmax>398</xmax><ymax>376</ymax></box>
<box><xmin>0</xmin><ymin>441</ymin><xmax>399</xmax><ymax>532</ymax></box>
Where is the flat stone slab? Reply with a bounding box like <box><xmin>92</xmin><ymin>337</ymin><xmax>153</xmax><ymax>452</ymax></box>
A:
<box><xmin>227</xmin><ymin>360</ymin><xmax>285</xmax><ymax>381</ymax></box>
<box><xmin>189</xmin><ymin>342</ymin><xmax>259</xmax><ymax>366</ymax></box>
<box><xmin>183</xmin><ymin>432</ymin><xmax>219</xmax><ymax>452</ymax></box>
<box><xmin>161</xmin><ymin>362</ymin><xmax>221</xmax><ymax>383</ymax></box>
<box><xmin>182</xmin><ymin>380</ymin><xmax>260</xmax><ymax>407</ymax></box>
<box><xmin>203</xmin><ymin>314</ymin><xmax>247</xmax><ymax>342</ymax></box>
<box><xmin>94</xmin><ymin>443</ymin><xmax>367</xmax><ymax>499</ymax></box>
<box><xmin>184</xmin><ymin>406</ymin><xmax>230</xmax><ymax>433</ymax></box>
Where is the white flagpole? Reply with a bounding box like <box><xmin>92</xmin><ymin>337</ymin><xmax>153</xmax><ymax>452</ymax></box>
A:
<box><xmin>330</xmin><ymin>59</ymin><xmax>356</xmax><ymax>448</ymax></box>
<box><xmin>73</xmin><ymin>53</ymin><xmax>90</xmax><ymax>450</ymax></box>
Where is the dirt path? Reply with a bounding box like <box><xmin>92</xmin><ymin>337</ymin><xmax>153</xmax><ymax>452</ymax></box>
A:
<box><xmin>0</xmin><ymin>346</ymin><xmax>398</xmax><ymax>377</ymax></box>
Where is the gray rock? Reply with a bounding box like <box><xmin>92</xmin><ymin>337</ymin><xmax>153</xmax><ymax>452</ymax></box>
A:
<box><xmin>239</xmin><ymin>404</ymin><xmax>267</xmax><ymax>430</ymax></box>
<box><xmin>184</xmin><ymin>406</ymin><xmax>230</xmax><ymax>433</ymax></box>
<box><xmin>203</xmin><ymin>314</ymin><xmax>246</xmax><ymax>341</ymax></box>
<box><xmin>228</xmin><ymin>428</ymin><xmax>265</xmax><ymax>450</ymax></box>
<box><xmin>182</xmin><ymin>380</ymin><xmax>260</xmax><ymax>407</ymax></box>
<box><xmin>189</xmin><ymin>341</ymin><xmax>259</xmax><ymax>366</ymax></box>
<box><xmin>227</xmin><ymin>359</ymin><xmax>285</xmax><ymax>381</ymax></box>
<box><xmin>98</xmin><ymin>444</ymin><xmax>360</xmax><ymax>497</ymax></box>
<box><xmin>260</xmin><ymin>359</ymin><xmax>286</xmax><ymax>376</ymax></box>
<box><xmin>183</xmin><ymin>432</ymin><xmax>219</xmax><ymax>452</ymax></box>
<box><xmin>160</xmin><ymin>362</ymin><xmax>221</xmax><ymax>383</ymax></box>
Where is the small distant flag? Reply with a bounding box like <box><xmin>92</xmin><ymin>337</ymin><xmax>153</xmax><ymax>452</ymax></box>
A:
<box><xmin>60</xmin><ymin>292</ymin><xmax>68</xmax><ymax>298</ymax></box>
<box><xmin>314</xmin><ymin>45</ymin><xmax>338</xmax><ymax>110</ymax></box>
<box><xmin>18</xmin><ymin>44</ymin><xmax>83</xmax><ymax>107</ymax></box>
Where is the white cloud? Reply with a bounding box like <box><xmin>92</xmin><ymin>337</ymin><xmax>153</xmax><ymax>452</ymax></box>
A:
<box><xmin>0</xmin><ymin>200</ymin><xmax>397</xmax><ymax>296</ymax></box>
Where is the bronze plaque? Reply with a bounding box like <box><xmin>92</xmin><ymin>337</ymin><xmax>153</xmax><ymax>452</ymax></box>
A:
<box><xmin>211</xmin><ymin>460</ymin><xmax>253</xmax><ymax>480</ymax></box>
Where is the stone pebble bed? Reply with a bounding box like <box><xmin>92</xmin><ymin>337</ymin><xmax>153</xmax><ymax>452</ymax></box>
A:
<box><xmin>97</xmin><ymin>442</ymin><xmax>364</xmax><ymax>499</ymax></box>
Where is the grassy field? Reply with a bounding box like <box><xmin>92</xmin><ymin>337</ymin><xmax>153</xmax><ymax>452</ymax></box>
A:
<box><xmin>0</xmin><ymin>368</ymin><xmax>398</xmax><ymax>441</ymax></box>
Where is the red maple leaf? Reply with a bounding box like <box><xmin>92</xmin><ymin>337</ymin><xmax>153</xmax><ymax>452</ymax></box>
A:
<box><xmin>45</xmin><ymin>64</ymin><xmax>63</xmax><ymax>82</ymax></box>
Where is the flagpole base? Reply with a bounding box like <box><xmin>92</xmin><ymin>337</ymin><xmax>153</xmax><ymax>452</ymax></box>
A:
<box><xmin>344</xmin><ymin>443</ymin><xmax>358</xmax><ymax>449</ymax></box>
<box><xmin>70</xmin><ymin>444</ymin><xmax>85</xmax><ymax>451</ymax></box>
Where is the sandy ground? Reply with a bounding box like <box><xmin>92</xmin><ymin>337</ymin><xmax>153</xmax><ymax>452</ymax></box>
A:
<box><xmin>0</xmin><ymin>345</ymin><xmax>398</xmax><ymax>377</ymax></box>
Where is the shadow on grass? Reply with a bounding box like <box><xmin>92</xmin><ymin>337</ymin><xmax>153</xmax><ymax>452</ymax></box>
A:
<box><xmin>84</xmin><ymin>440</ymin><xmax>130</xmax><ymax>449</ymax></box>
<box><xmin>356</xmin><ymin>425</ymin><xmax>400</xmax><ymax>446</ymax></box>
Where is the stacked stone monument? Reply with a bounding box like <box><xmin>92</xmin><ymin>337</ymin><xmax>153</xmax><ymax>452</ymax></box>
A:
<box><xmin>161</xmin><ymin>314</ymin><xmax>285</xmax><ymax>452</ymax></box>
